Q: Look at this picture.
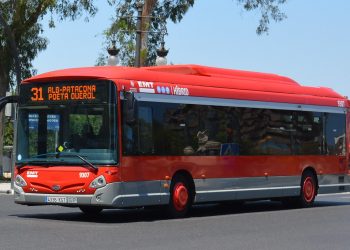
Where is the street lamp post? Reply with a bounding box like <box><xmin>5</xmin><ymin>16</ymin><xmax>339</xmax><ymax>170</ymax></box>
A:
<box><xmin>118</xmin><ymin>1</ymin><xmax>169</xmax><ymax>67</ymax></box>
<box><xmin>135</xmin><ymin>1</ymin><xmax>143</xmax><ymax>67</ymax></box>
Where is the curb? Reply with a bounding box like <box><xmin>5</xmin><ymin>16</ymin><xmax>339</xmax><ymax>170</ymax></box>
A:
<box><xmin>0</xmin><ymin>189</ymin><xmax>13</xmax><ymax>195</ymax></box>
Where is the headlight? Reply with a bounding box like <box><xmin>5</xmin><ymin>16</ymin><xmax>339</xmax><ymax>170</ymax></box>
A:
<box><xmin>89</xmin><ymin>175</ymin><xmax>106</xmax><ymax>189</ymax></box>
<box><xmin>15</xmin><ymin>175</ymin><xmax>27</xmax><ymax>187</ymax></box>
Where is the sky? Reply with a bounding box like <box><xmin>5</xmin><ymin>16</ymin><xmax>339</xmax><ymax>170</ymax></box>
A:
<box><xmin>33</xmin><ymin>0</ymin><xmax>350</xmax><ymax>98</ymax></box>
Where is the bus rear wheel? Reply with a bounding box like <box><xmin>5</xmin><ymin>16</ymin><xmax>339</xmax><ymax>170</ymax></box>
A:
<box><xmin>168</xmin><ymin>175</ymin><xmax>193</xmax><ymax>218</ymax></box>
<box><xmin>79</xmin><ymin>206</ymin><xmax>103</xmax><ymax>216</ymax></box>
<box><xmin>299</xmin><ymin>171</ymin><xmax>317</xmax><ymax>208</ymax></box>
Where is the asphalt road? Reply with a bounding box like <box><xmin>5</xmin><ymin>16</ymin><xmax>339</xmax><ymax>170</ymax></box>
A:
<box><xmin>1</xmin><ymin>193</ymin><xmax>350</xmax><ymax>250</ymax></box>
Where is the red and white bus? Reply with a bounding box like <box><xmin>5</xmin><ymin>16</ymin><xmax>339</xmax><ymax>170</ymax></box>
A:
<box><xmin>13</xmin><ymin>64</ymin><xmax>350</xmax><ymax>217</ymax></box>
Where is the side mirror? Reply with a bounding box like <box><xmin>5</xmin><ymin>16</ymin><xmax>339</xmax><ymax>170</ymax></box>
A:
<box><xmin>123</xmin><ymin>91</ymin><xmax>136</xmax><ymax>125</ymax></box>
<box><xmin>0</xmin><ymin>95</ymin><xmax>19</xmax><ymax>112</ymax></box>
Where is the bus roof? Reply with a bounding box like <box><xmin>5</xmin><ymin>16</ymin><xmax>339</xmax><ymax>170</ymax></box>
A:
<box><xmin>23</xmin><ymin>64</ymin><xmax>348</xmax><ymax>107</ymax></box>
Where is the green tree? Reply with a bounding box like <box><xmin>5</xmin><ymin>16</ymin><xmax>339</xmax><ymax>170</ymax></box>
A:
<box><xmin>237</xmin><ymin>0</ymin><xmax>287</xmax><ymax>35</ymax></box>
<box><xmin>0</xmin><ymin>1</ymin><xmax>97</xmax><ymax>93</ymax></box>
<box><xmin>3</xmin><ymin>119</ymin><xmax>13</xmax><ymax>146</ymax></box>
<box><xmin>0</xmin><ymin>0</ymin><xmax>97</xmax><ymax>173</ymax></box>
<box><xmin>103</xmin><ymin>0</ymin><xmax>287</xmax><ymax>66</ymax></box>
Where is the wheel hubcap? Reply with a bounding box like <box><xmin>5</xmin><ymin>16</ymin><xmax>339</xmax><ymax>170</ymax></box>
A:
<box><xmin>173</xmin><ymin>182</ymin><xmax>189</xmax><ymax>211</ymax></box>
<box><xmin>303</xmin><ymin>177</ymin><xmax>315</xmax><ymax>203</ymax></box>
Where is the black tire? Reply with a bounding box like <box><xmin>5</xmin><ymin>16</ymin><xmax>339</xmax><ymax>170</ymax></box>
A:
<box><xmin>79</xmin><ymin>206</ymin><xmax>103</xmax><ymax>216</ymax></box>
<box><xmin>298</xmin><ymin>171</ymin><xmax>317</xmax><ymax>208</ymax></box>
<box><xmin>168</xmin><ymin>175</ymin><xmax>193</xmax><ymax>218</ymax></box>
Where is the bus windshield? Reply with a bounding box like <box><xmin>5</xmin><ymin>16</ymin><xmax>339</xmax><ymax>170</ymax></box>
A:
<box><xmin>16</xmin><ymin>81</ymin><xmax>118</xmax><ymax>166</ymax></box>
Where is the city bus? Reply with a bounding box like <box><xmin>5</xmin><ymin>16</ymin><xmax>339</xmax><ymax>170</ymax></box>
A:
<box><xmin>12</xmin><ymin>64</ymin><xmax>350</xmax><ymax>217</ymax></box>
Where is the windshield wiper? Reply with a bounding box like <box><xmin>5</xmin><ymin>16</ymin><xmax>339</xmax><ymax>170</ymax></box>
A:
<box><xmin>32</xmin><ymin>153</ymin><xmax>58</xmax><ymax>159</ymax></box>
<box><xmin>56</xmin><ymin>153</ymin><xmax>98</xmax><ymax>172</ymax></box>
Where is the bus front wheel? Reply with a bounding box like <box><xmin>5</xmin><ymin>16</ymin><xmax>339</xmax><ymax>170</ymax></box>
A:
<box><xmin>168</xmin><ymin>175</ymin><xmax>193</xmax><ymax>218</ymax></box>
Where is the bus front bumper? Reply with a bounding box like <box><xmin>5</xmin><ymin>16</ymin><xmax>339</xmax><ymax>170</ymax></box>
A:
<box><xmin>13</xmin><ymin>182</ymin><xmax>123</xmax><ymax>207</ymax></box>
<box><xmin>14</xmin><ymin>180</ymin><xmax>170</xmax><ymax>208</ymax></box>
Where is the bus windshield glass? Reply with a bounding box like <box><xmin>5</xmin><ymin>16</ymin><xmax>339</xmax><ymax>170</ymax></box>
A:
<box><xmin>16</xmin><ymin>81</ymin><xmax>118</xmax><ymax>166</ymax></box>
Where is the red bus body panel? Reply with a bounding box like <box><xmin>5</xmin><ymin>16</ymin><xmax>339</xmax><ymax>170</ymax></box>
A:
<box><xmin>120</xmin><ymin>156</ymin><xmax>346</xmax><ymax>182</ymax></box>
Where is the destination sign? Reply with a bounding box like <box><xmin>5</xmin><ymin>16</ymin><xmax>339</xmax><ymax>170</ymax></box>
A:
<box><xmin>20</xmin><ymin>81</ymin><xmax>115</xmax><ymax>105</ymax></box>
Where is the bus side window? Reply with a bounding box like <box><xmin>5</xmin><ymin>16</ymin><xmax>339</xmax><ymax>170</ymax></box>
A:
<box><xmin>295</xmin><ymin>112</ymin><xmax>323</xmax><ymax>155</ymax></box>
<box><xmin>325</xmin><ymin>113</ymin><xmax>346</xmax><ymax>156</ymax></box>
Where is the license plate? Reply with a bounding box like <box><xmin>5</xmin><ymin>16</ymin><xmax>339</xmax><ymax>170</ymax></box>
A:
<box><xmin>45</xmin><ymin>196</ymin><xmax>77</xmax><ymax>204</ymax></box>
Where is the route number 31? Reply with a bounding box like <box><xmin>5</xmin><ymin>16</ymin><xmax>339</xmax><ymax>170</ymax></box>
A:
<box><xmin>31</xmin><ymin>87</ymin><xmax>44</xmax><ymax>101</ymax></box>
